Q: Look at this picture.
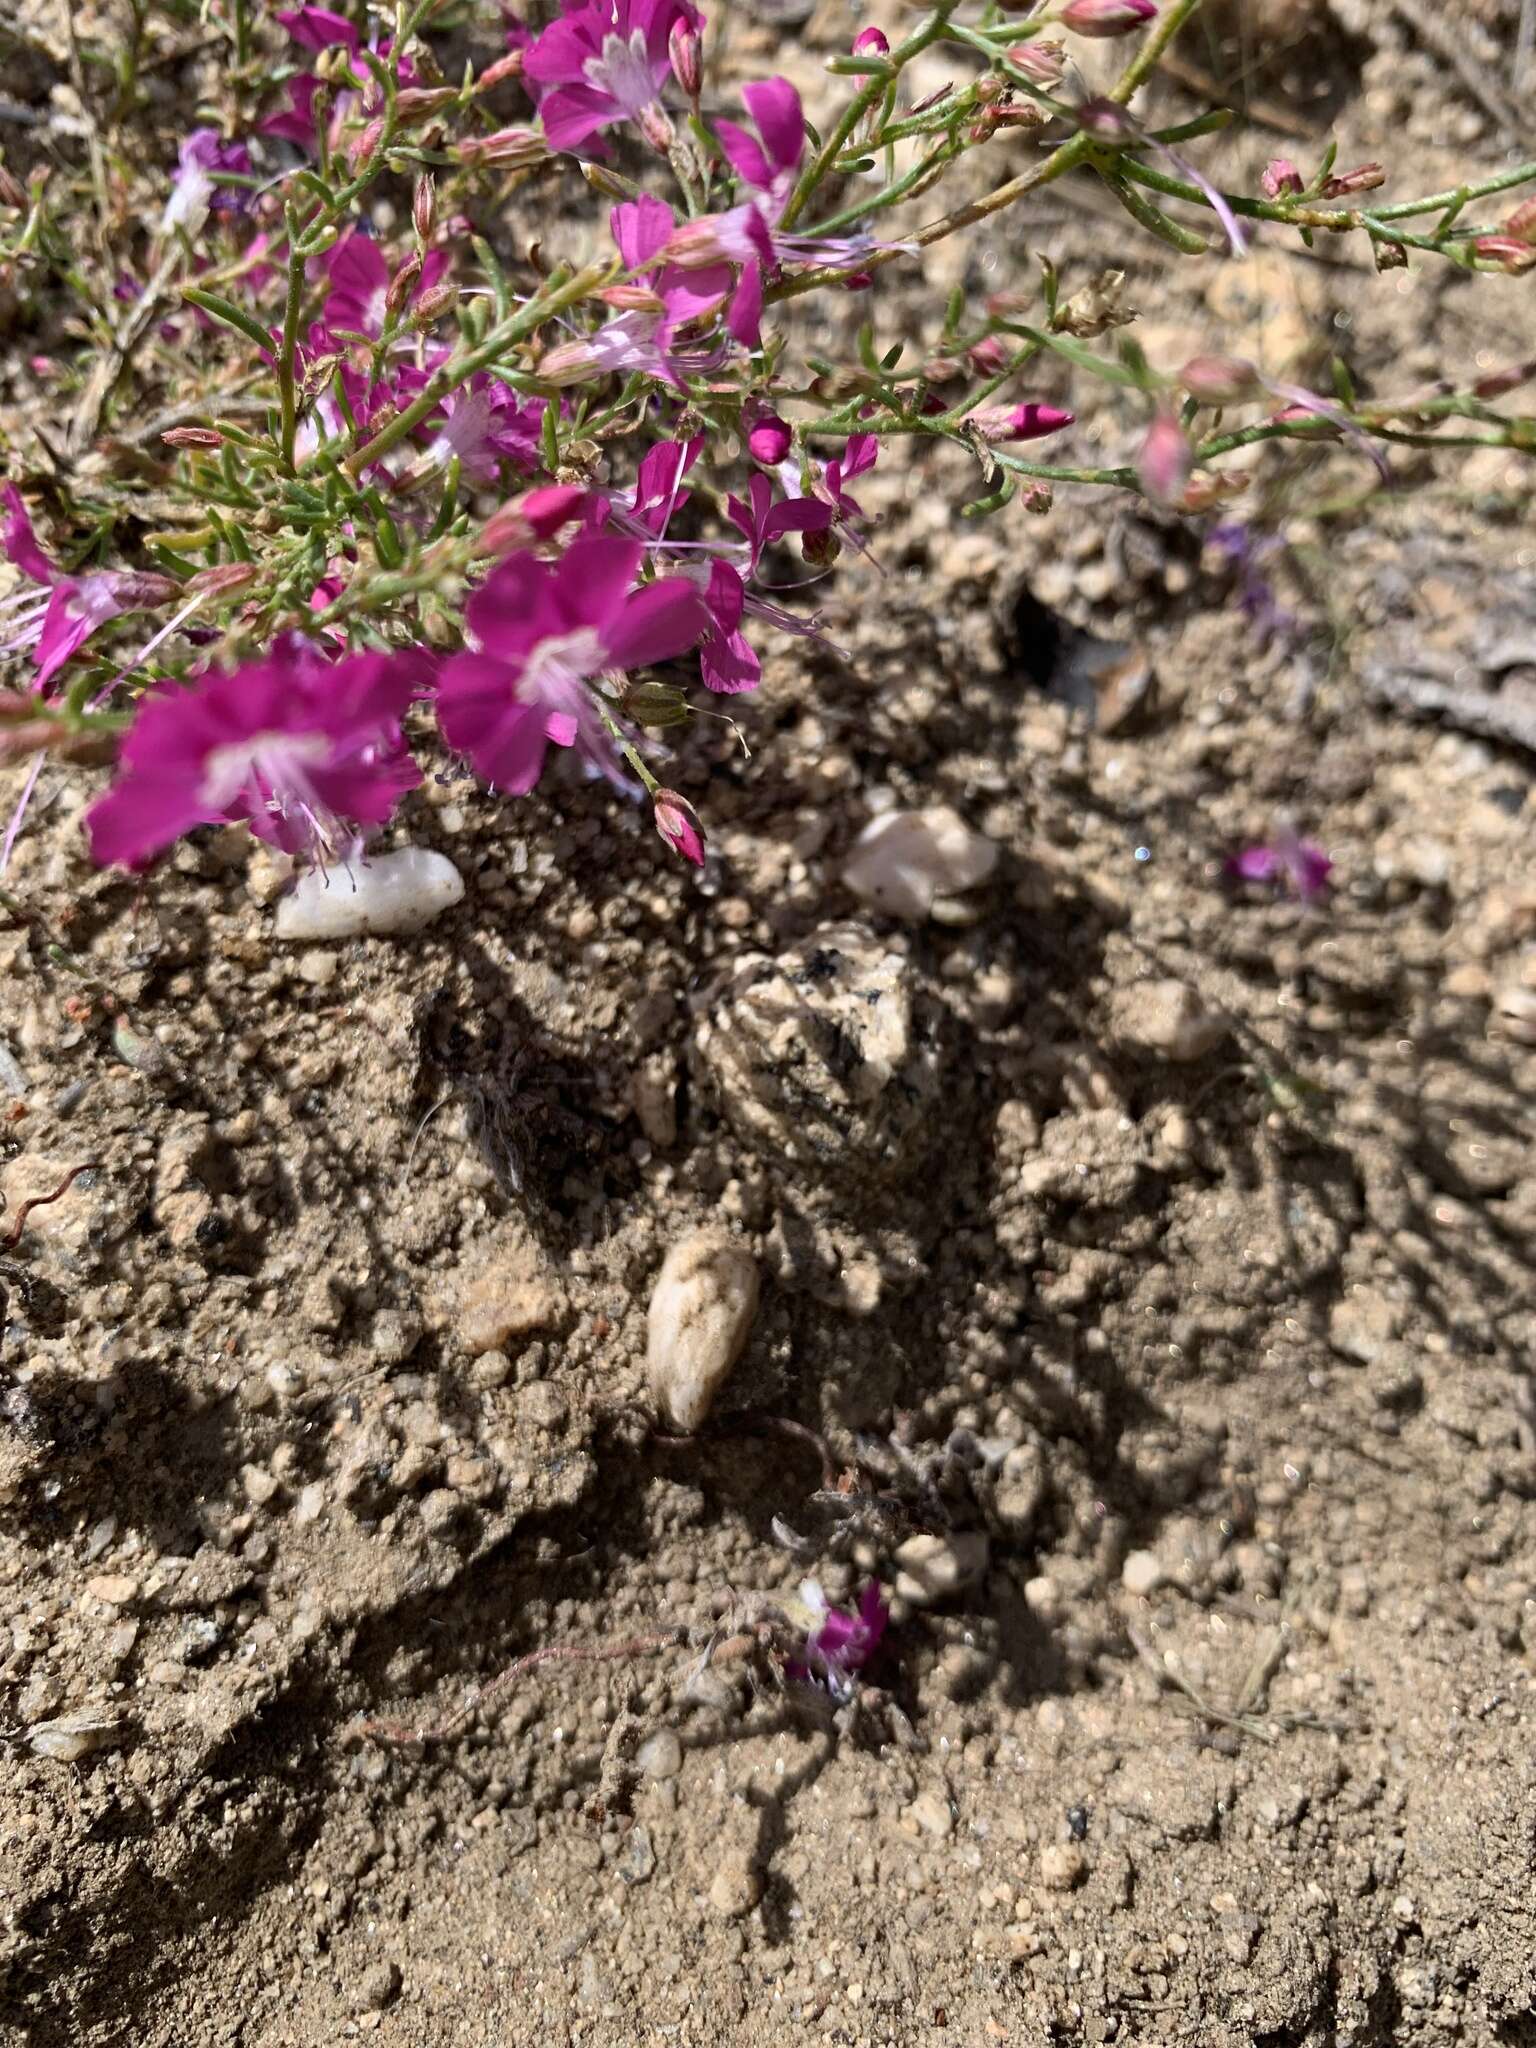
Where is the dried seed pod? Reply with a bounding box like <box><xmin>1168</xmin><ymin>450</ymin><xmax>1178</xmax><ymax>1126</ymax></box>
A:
<box><xmin>646</xmin><ymin>1232</ymin><xmax>759</xmax><ymax>1430</ymax></box>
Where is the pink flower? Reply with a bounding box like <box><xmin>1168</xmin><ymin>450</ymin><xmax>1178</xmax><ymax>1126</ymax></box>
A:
<box><xmin>1008</xmin><ymin>38</ymin><xmax>1066</xmax><ymax>84</ymax></box>
<box><xmin>273</xmin><ymin>5</ymin><xmax>360</xmax><ymax>53</ymax></box>
<box><xmin>525</xmin><ymin>0</ymin><xmax>704</xmax><ymax>153</ymax></box>
<box><xmin>417</xmin><ymin>376</ymin><xmax>546</xmax><ymax>484</ymax></box>
<box><xmin>653</xmin><ymin>786</ymin><xmax>704</xmax><ymax>863</ymax></box>
<box><xmin>541</xmin><ymin>195</ymin><xmax>730</xmax><ymax>388</ymax></box>
<box><xmin>1226</xmin><ymin>829</ymin><xmax>1331</xmax><ymax>902</ymax></box>
<box><xmin>696</xmin><ymin>560</ymin><xmax>760</xmax><ymax>695</ymax></box>
<box><xmin>85</xmin><ymin>643</ymin><xmax>427</xmax><ymax>869</ymax></box>
<box><xmin>1</xmin><ymin>485</ymin><xmax>178</xmax><ymax>694</ymax></box>
<box><xmin>967</xmin><ymin>401</ymin><xmax>1074</xmax><ymax>442</ymax></box>
<box><xmin>852</xmin><ymin>25</ymin><xmax>890</xmax><ymax>55</ymax></box>
<box><xmin>436</xmin><ymin>535</ymin><xmax>707</xmax><ymax>794</ymax></box>
<box><xmin>162</xmin><ymin>129</ymin><xmax>253</xmax><ymax>233</ymax></box>
<box><xmin>1261</xmin><ymin>157</ymin><xmax>1304</xmax><ymax>199</ymax></box>
<box><xmin>1058</xmin><ymin>0</ymin><xmax>1156</xmax><ymax>36</ymax></box>
<box><xmin>475</xmin><ymin>484</ymin><xmax>590</xmax><ymax>557</ymax></box>
<box><xmin>726</xmin><ymin>472</ymin><xmax>831</xmax><ymax>574</ymax></box>
<box><xmin>786</xmin><ymin>1581</ymin><xmax>888</xmax><ymax>1697</ymax></box>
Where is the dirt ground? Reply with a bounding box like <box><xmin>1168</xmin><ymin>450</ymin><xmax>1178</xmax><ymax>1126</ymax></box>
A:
<box><xmin>3</xmin><ymin>2</ymin><xmax>1536</xmax><ymax>2044</ymax></box>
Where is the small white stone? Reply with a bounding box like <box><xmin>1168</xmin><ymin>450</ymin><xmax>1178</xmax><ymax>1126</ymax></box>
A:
<box><xmin>1111</xmin><ymin>979</ymin><xmax>1227</xmax><ymax>1063</ymax></box>
<box><xmin>842</xmin><ymin>807</ymin><xmax>998</xmax><ymax>921</ymax></box>
<box><xmin>892</xmin><ymin>1531</ymin><xmax>989</xmax><ymax>1607</ymax></box>
<box><xmin>646</xmin><ymin>1231</ymin><xmax>759</xmax><ymax>1430</ymax></box>
<box><xmin>1120</xmin><ymin>1549</ymin><xmax>1164</xmax><ymax>1597</ymax></box>
<box><xmin>274</xmin><ymin>849</ymin><xmax>464</xmax><ymax>941</ymax></box>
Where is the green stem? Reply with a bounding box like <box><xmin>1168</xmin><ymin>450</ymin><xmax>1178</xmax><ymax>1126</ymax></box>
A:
<box><xmin>278</xmin><ymin>217</ymin><xmax>305</xmax><ymax>474</ymax></box>
<box><xmin>779</xmin><ymin>4</ymin><xmax>956</xmax><ymax>231</ymax></box>
<box><xmin>343</xmin><ymin>262</ymin><xmax>612</xmax><ymax>478</ymax></box>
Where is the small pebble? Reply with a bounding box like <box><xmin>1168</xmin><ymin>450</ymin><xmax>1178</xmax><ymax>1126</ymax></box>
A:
<box><xmin>274</xmin><ymin>848</ymin><xmax>464</xmax><ymax>940</ymax></box>
<box><xmin>296</xmin><ymin>948</ymin><xmax>338</xmax><ymax>987</ymax></box>
<box><xmin>618</xmin><ymin>1824</ymin><xmax>657</xmax><ymax>1884</ymax></box>
<box><xmin>905</xmin><ymin>1790</ymin><xmax>954</xmax><ymax>1839</ymax></box>
<box><xmin>358</xmin><ymin>1962</ymin><xmax>401</xmax><ymax>2011</ymax></box>
<box><xmin>646</xmin><ymin>1231</ymin><xmax>760</xmax><ymax>1430</ymax></box>
<box><xmin>1120</xmin><ymin>1550</ymin><xmax>1164</xmax><ymax>1597</ymax></box>
<box><xmin>708</xmin><ymin>1857</ymin><xmax>763</xmax><ymax>1919</ymax></box>
<box><xmin>1111</xmin><ymin>979</ymin><xmax>1227</xmax><ymax>1063</ymax></box>
<box><xmin>85</xmin><ymin>1573</ymin><xmax>138</xmax><ymax>1607</ymax></box>
<box><xmin>638</xmin><ymin>1729</ymin><xmax>683</xmax><ymax>1781</ymax></box>
<box><xmin>1039</xmin><ymin>1843</ymin><xmax>1088</xmax><ymax>1892</ymax></box>
<box><xmin>892</xmin><ymin>1531</ymin><xmax>989</xmax><ymax>1607</ymax></box>
<box><xmin>842</xmin><ymin>806</ymin><xmax>998</xmax><ymax>921</ymax></box>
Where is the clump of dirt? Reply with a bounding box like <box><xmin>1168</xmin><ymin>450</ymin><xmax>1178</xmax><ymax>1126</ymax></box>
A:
<box><xmin>3</xmin><ymin>3</ymin><xmax>1536</xmax><ymax>2045</ymax></box>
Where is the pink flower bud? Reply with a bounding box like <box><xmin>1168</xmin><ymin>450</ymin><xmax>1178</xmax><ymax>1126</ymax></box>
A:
<box><xmin>654</xmin><ymin>789</ymin><xmax>705</xmax><ymax>866</ymax></box>
<box><xmin>968</xmin><ymin>401</ymin><xmax>1074</xmax><ymax>442</ymax></box>
<box><xmin>113</xmin><ymin>573</ymin><xmax>182</xmax><ymax>609</ymax></box>
<box><xmin>975</xmin><ymin>74</ymin><xmax>1005</xmax><ymax>103</ymax></box>
<box><xmin>393</xmin><ymin>87</ymin><xmax>457</xmax><ymax>126</ymax></box>
<box><xmin>161</xmin><ymin>425</ymin><xmax>224</xmax><ymax>448</ymax></box>
<box><xmin>966</xmin><ymin>335</ymin><xmax>1011</xmax><ymax>376</ymax></box>
<box><xmin>1473</xmin><ymin>358</ymin><xmax>1536</xmax><ymax>400</ymax></box>
<box><xmin>384</xmin><ymin>254</ymin><xmax>423</xmax><ymax>318</ymax></box>
<box><xmin>1473</xmin><ymin>234</ymin><xmax>1536</xmax><ymax>274</ymax></box>
<box><xmin>1021</xmin><ymin>482</ymin><xmax>1053</xmax><ymax>514</ymax></box>
<box><xmin>413</xmin><ymin>177</ymin><xmax>435</xmax><ymax>242</ymax></box>
<box><xmin>188</xmin><ymin>561</ymin><xmax>259</xmax><ymax>595</ymax></box>
<box><xmin>456</xmin><ymin>126</ymin><xmax>547</xmax><ymax>168</ymax></box>
<box><xmin>745</xmin><ymin>406</ymin><xmax>792</xmax><ymax>465</ymax></box>
<box><xmin>1320</xmin><ymin>162</ymin><xmax>1385</xmax><ymax>198</ymax></box>
<box><xmin>475</xmin><ymin>48</ymin><xmax>525</xmax><ymax>91</ymax></box>
<box><xmin>636</xmin><ymin>100</ymin><xmax>676</xmax><ymax>154</ymax></box>
<box><xmin>669</xmin><ymin>19</ymin><xmax>702</xmax><ymax>99</ymax></box>
<box><xmin>1178</xmin><ymin>354</ymin><xmax>1261</xmax><ymax>404</ymax></box>
<box><xmin>1075</xmin><ymin>96</ymin><xmax>1135</xmax><ymax>144</ymax></box>
<box><xmin>348</xmin><ymin>117</ymin><xmax>385</xmax><ymax>169</ymax></box>
<box><xmin>1504</xmin><ymin>197</ymin><xmax>1536</xmax><ymax>241</ymax></box>
<box><xmin>852</xmin><ymin>26</ymin><xmax>890</xmax><ymax>56</ymax></box>
<box><xmin>410</xmin><ymin>282</ymin><xmax>458</xmax><ymax>328</ymax></box>
<box><xmin>1137</xmin><ymin>412</ymin><xmax>1192</xmax><ymax>506</ymax></box>
<box><xmin>1007</xmin><ymin>38</ymin><xmax>1066</xmax><ymax>84</ymax></box>
<box><xmin>1059</xmin><ymin>0</ymin><xmax>1156</xmax><ymax>37</ymax></box>
<box><xmin>1261</xmin><ymin>158</ymin><xmax>1303</xmax><ymax>198</ymax></box>
<box><xmin>474</xmin><ymin>484</ymin><xmax>588</xmax><ymax>557</ymax></box>
<box><xmin>0</xmin><ymin>166</ymin><xmax>26</xmax><ymax>210</ymax></box>
<box><xmin>598</xmin><ymin>283</ymin><xmax>667</xmax><ymax>312</ymax></box>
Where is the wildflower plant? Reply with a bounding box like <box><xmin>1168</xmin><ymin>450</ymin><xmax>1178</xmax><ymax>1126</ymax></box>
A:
<box><xmin>3</xmin><ymin>0</ymin><xmax>1536</xmax><ymax>876</ymax></box>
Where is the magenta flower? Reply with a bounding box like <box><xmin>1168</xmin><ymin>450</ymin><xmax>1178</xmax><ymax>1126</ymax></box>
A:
<box><xmin>419</xmin><ymin>377</ymin><xmax>546</xmax><ymax>484</ymax></box>
<box><xmin>85</xmin><ymin>643</ymin><xmax>427</xmax><ymax>870</ymax></box>
<box><xmin>1</xmin><ymin>485</ymin><xmax>178</xmax><ymax>694</ymax></box>
<box><xmin>786</xmin><ymin>1580</ymin><xmax>888</xmax><ymax>1697</ymax></box>
<box><xmin>1226</xmin><ymin>828</ymin><xmax>1332</xmax><ymax>902</ymax></box>
<box><xmin>696</xmin><ymin>560</ymin><xmax>760</xmax><ymax>695</ymax></box>
<box><xmin>727</xmin><ymin>472</ymin><xmax>832</xmax><ymax>574</ymax></box>
<box><xmin>274</xmin><ymin>5</ymin><xmax>360</xmax><ymax>53</ymax></box>
<box><xmin>436</xmin><ymin>535</ymin><xmax>707</xmax><ymax>794</ymax></box>
<box><xmin>541</xmin><ymin>195</ymin><xmax>730</xmax><ymax>388</ymax></box>
<box><xmin>1059</xmin><ymin>0</ymin><xmax>1156</xmax><ymax>35</ymax></box>
<box><xmin>852</xmin><ymin>25</ymin><xmax>890</xmax><ymax>55</ymax></box>
<box><xmin>525</xmin><ymin>0</ymin><xmax>704</xmax><ymax>154</ymax></box>
<box><xmin>744</xmin><ymin>401</ymin><xmax>792</xmax><ymax>465</ymax></box>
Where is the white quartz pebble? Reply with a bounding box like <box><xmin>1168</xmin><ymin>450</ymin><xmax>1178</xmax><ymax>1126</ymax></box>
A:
<box><xmin>274</xmin><ymin>848</ymin><xmax>464</xmax><ymax>941</ymax></box>
<box><xmin>842</xmin><ymin>806</ymin><xmax>998</xmax><ymax>920</ymax></box>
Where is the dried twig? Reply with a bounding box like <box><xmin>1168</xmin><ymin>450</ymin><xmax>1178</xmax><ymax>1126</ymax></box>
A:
<box><xmin>1363</xmin><ymin>663</ymin><xmax>1536</xmax><ymax>756</ymax></box>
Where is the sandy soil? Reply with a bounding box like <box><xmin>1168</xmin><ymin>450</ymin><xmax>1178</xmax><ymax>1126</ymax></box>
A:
<box><xmin>2</xmin><ymin>2</ymin><xmax>1535</xmax><ymax>2043</ymax></box>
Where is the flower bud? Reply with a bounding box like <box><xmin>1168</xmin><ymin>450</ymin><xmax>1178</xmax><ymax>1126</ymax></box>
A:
<box><xmin>1261</xmin><ymin>158</ymin><xmax>1303</xmax><ymax>198</ymax></box>
<box><xmin>475</xmin><ymin>48</ymin><xmax>526</xmax><ymax>91</ymax></box>
<box><xmin>654</xmin><ymin>789</ymin><xmax>705</xmax><ymax>864</ymax></box>
<box><xmin>1178</xmin><ymin>353</ymin><xmax>1261</xmax><ymax>404</ymax></box>
<box><xmin>384</xmin><ymin>254</ymin><xmax>423</xmax><ymax>318</ymax></box>
<box><xmin>413</xmin><ymin>177</ymin><xmax>436</xmax><ymax>242</ymax></box>
<box><xmin>636</xmin><ymin>100</ymin><xmax>676</xmax><ymax>154</ymax></box>
<box><xmin>456</xmin><ymin>126</ymin><xmax>548</xmax><ymax>169</ymax></box>
<box><xmin>348</xmin><ymin>116</ymin><xmax>385</xmax><ymax>169</ymax></box>
<box><xmin>852</xmin><ymin>26</ymin><xmax>890</xmax><ymax>56</ymax></box>
<box><xmin>1075</xmin><ymin>96</ymin><xmax>1135</xmax><ymax>144</ymax></box>
<box><xmin>188</xmin><ymin>560</ymin><xmax>260</xmax><ymax>595</ymax></box>
<box><xmin>1007</xmin><ymin>38</ymin><xmax>1066</xmax><ymax>84</ymax></box>
<box><xmin>1473</xmin><ymin>234</ymin><xmax>1536</xmax><ymax>274</ymax></box>
<box><xmin>669</xmin><ymin>19</ymin><xmax>702</xmax><ymax>100</ymax></box>
<box><xmin>1021</xmin><ymin>482</ymin><xmax>1053</xmax><ymax>514</ymax></box>
<box><xmin>0</xmin><ymin>166</ymin><xmax>26</xmax><ymax>210</ymax></box>
<box><xmin>975</xmin><ymin>74</ymin><xmax>1006</xmax><ymax>103</ymax></box>
<box><xmin>968</xmin><ymin>401</ymin><xmax>1074</xmax><ymax>441</ymax></box>
<box><xmin>1373</xmin><ymin>239</ymin><xmax>1407</xmax><ymax>271</ymax></box>
<box><xmin>161</xmin><ymin>425</ymin><xmax>224</xmax><ymax>448</ymax></box>
<box><xmin>113</xmin><ymin>572</ymin><xmax>182</xmax><ymax>608</ymax></box>
<box><xmin>803</xmin><ymin>525</ymin><xmax>842</xmax><ymax>568</ymax></box>
<box><xmin>745</xmin><ymin>404</ymin><xmax>792</xmax><ymax>464</ymax></box>
<box><xmin>393</xmin><ymin>87</ymin><xmax>457</xmax><ymax>126</ymax></box>
<box><xmin>1320</xmin><ymin>162</ymin><xmax>1385</xmax><ymax>198</ymax></box>
<box><xmin>582</xmin><ymin>162</ymin><xmax>638</xmax><ymax>201</ymax></box>
<box><xmin>598</xmin><ymin>283</ymin><xmax>667</xmax><ymax>312</ymax></box>
<box><xmin>1504</xmin><ymin>197</ymin><xmax>1536</xmax><ymax>241</ymax></box>
<box><xmin>474</xmin><ymin>484</ymin><xmax>588</xmax><ymax>557</ymax></box>
<box><xmin>410</xmin><ymin>282</ymin><xmax>459</xmax><ymax>328</ymax></box>
<box><xmin>921</xmin><ymin>355</ymin><xmax>965</xmax><ymax>383</ymax></box>
<box><xmin>1137</xmin><ymin>411</ymin><xmax>1192</xmax><ymax>507</ymax></box>
<box><xmin>966</xmin><ymin>335</ymin><xmax>1011</xmax><ymax>377</ymax></box>
<box><xmin>1059</xmin><ymin>0</ymin><xmax>1157</xmax><ymax>37</ymax></box>
<box><xmin>1473</xmin><ymin>358</ymin><xmax>1536</xmax><ymax>400</ymax></box>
